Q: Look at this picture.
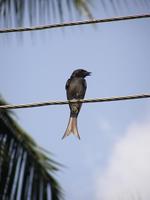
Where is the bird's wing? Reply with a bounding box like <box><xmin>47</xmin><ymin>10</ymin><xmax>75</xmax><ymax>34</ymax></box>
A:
<box><xmin>82</xmin><ymin>79</ymin><xmax>87</xmax><ymax>91</ymax></box>
<box><xmin>65</xmin><ymin>78</ymin><xmax>71</xmax><ymax>90</ymax></box>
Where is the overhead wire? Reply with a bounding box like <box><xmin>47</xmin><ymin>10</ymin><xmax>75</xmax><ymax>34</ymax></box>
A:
<box><xmin>0</xmin><ymin>94</ymin><xmax>150</xmax><ymax>110</ymax></box>
<box><xmin>0</xmin><ymin>14</ymin><xmax>150</xmax><ymax>110</ymax></box>
<box><xmin>0</xmin><ymin>13</ymin><xmax>150</xmax><ymax>33</ymax></box>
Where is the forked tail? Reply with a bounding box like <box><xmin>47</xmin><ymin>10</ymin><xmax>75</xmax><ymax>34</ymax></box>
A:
<box><xmin>62</xmin><ymin>117</ymin><xmax>80</xmax><ymax>139</ymax></box>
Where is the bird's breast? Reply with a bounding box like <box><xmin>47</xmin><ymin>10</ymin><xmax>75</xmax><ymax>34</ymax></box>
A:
<box><xmin>67</xmin><ymin>78</ymin><xmax>86</xmax><ymax>99</ymax></box>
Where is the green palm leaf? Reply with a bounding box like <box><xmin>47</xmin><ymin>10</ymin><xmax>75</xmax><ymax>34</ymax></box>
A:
<box><xmin>0</xmin><ymin>97</ymin><xmax>63</xmax><ymax>200</ymax></box>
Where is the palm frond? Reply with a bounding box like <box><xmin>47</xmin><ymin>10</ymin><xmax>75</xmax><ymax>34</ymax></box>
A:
<box><xmin>0</xmin><ymin>0</ymin><xmax>93</xmax><ymax>27</ymax></box>
<box><xmin>0</xmin><ymin>97</ymin><xmax>63</xmax><ymax>200</ymax></box>
<box><xmin>0</xmin><ymin>0</ymin><xmax>150</xmax><ymax>28</ymax></box>
<box><xmin>74</xmin><ymin>0</ymin><xmax>94</xmax><ymax>19</ymax></box>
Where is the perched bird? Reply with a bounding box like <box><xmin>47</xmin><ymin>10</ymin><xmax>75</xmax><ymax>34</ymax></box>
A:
<box><xmin>62</xmin><ymin>69</ymin><xmax>91</xmax><ymax>139</ymax></box>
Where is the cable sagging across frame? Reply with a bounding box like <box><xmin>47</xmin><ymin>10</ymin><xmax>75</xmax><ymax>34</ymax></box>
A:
<box><xmin>0</xmin><ymin>94</ymin><xmax>150</xmax><ymax>110</ymax></box>
<box><xmin>0</xmin><ymin>14</ymin><xmax>150</xmax><ymax>33</ymax></box>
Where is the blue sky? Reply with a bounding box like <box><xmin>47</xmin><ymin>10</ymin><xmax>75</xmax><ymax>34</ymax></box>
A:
<box><xmin>1</xmin><ymin>2</ymin><xmax>150</xmax><ymax>200</ymax></box>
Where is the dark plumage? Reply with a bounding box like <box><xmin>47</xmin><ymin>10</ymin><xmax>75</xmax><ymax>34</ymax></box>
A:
<box><xmin>62</xmin><ymin>69</ymin><xmax>91</xmax><ymax>139</ymax></box>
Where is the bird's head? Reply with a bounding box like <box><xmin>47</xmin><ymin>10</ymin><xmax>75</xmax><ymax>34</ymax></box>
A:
<box><xmin>71</xmin><ymin>69</ymin><xmax>91</xmax><ymax>78</ymax></box>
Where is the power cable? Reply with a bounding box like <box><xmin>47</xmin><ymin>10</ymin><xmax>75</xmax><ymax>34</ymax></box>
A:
<box><xmin>0</xmin><ymin>14</ymin><xmax>150</xmax><ymax>33</ymax></box>
<box><xmin>0</xmin><ymin>94</ymin><xmax>149</xmax><ymax>110</ymax></box>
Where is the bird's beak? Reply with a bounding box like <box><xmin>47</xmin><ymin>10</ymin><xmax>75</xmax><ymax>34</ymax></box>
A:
<box><xmin>86</xmin><ymin>71</ymin><xmax>91</xmax><ymax>76</ymax></box>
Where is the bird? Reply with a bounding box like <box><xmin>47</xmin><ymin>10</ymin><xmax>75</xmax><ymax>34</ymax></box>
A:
<box><xmin>62</xmin><ymin>69</ymin><xmax>91</xmax><ymax>139</ymax></box>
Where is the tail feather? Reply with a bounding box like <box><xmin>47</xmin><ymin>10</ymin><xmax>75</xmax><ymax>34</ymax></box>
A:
<box><xmin>62</xmin><ymin>117</ymin><xmax>80</xmax><ymax>139</ymax></box>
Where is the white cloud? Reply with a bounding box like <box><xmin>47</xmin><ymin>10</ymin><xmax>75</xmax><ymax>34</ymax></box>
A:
<box><xmin>96</xmin><ymin>119</ymin><xmax>150</xmax><ymax>200</ymax></box>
